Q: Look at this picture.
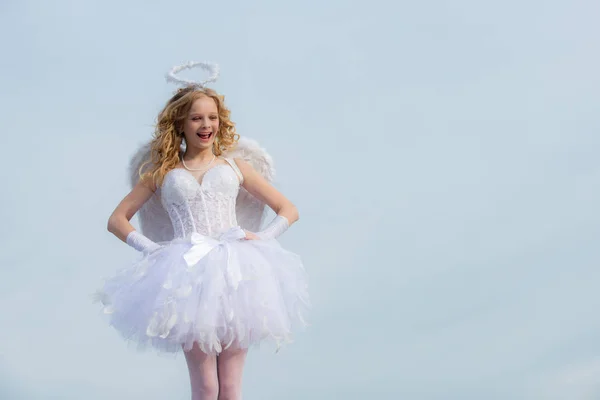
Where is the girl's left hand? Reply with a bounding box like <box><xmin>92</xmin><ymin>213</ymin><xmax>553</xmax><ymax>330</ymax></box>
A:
<box><xmin>244</xmin><ymin>230</ymin><xmax>260</xmax><ymax>240</ymax></box>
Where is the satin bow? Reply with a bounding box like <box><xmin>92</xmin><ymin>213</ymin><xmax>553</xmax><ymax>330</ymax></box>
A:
<box><xmin>182</xmin><ymin>226</ymin><xmax>247</xmax><ymax>290</ymax></box>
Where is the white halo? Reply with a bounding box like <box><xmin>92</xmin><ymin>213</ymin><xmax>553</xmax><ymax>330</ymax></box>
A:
<box><xmin>165</xmin><ymin>61</ymin><xmax>220</xmax><ymax>88</ymax></box>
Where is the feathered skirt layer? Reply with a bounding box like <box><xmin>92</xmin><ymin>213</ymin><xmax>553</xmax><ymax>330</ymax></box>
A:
<box><xmin>94</xmin><ymin>228</ymin><xmax>309</xmax><ymax>354</ymax></box>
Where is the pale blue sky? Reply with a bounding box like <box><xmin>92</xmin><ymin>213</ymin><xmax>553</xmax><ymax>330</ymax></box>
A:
<box><xmin>1</xmin><ymin>0</ymin><xmax>599</xmax><ymax>399</ymax></box>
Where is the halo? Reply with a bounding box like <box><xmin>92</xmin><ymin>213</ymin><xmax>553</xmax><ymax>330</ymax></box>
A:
<box><xmin>165</xmin><ymin>61</ymin><xmax>220</xmax><ymax>88</ymax></box>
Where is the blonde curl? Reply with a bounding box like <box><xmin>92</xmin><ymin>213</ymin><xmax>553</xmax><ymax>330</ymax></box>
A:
<box><xmin>139</xmin><ymin>87</ymin><xmax>239</xmax><ymax>188</ymax></box>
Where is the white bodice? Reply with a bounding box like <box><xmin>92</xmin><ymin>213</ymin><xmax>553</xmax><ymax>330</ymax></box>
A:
<box><xmin>160</xmin><ymin>160</ymin><xmax>243</xmax><ymax>239</ymax></box>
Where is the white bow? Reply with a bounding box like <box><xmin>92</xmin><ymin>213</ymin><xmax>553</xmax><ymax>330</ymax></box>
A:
<box><xmin>182</xmin><ymin>226</ymin><xmax>247</xmax><ymax>290</ymax></box>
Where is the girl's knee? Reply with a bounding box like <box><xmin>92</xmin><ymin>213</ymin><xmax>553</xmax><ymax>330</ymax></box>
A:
<box><xmin>217</xmin><ymin>380</ymin><xmax>241</xmax><ymax>400</ymax></box>
<box><xmin>191</xmin><ymin>378</ymin><xmax>219</xmax><ymax>400</ymax></box>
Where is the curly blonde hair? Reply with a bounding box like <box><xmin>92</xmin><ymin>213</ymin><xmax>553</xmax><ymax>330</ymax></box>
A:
<box><xmin>140</xmin><ymin>86</ymin><xmax>239</xmax><ymax>188</ymax></box>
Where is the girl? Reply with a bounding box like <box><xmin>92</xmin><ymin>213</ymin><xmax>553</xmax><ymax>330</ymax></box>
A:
<box><xmin>95</xmin><ymin>62</ymin><xmax>309</xmax><ymax>400</ymax></box>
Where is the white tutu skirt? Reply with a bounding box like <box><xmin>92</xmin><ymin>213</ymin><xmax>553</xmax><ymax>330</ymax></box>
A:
<box><xmin>95</xmin><ymin>229</ymin><xmax>309</xmax><ymax>354</ymax></box>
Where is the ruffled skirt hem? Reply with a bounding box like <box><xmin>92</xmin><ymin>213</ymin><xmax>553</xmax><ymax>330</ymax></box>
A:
<box><xmin>94</xmin><ymin>234</ymin><xmax>309</xmax><ymax>354</ymax></box>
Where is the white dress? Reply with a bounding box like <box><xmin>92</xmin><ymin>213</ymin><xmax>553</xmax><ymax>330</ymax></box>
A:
<box><xmin>95</xmin><ymin>158</ymin><xmax>309</xmax><ymax>354</ymax></box>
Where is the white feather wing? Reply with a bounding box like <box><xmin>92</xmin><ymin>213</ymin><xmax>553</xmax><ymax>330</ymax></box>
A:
<box><xmin>128</xmin><ymin>142</ymin><xmax>174</xmax><ymax>242</ymax></box>
<box><xmin>128</xmin><ymin>137</ymin><xmax>274</xmax><ymax>239</ymax></box>
<box><xmin>224</xmin><ymin>137</ymin><xmax>275</xmax><ymax>232</ymax></box>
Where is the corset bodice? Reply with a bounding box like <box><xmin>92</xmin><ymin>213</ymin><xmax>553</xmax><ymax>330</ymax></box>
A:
<box><xmin>160</xmin><ymin>160</ymin><xmax>243</xmax><ymax>239</ymax></box>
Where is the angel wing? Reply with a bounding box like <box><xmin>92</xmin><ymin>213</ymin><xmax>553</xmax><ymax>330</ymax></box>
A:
<box><xmin>223</xmin><ymin>137</ymin><xmax>275</xmax><ymax>232</ymax></box>
<box><xmin>128</xmin><ymin>137</ymin><xmax>275</xmax><ymax>240</ymax></box>
<box><xmin>128</xmin><ymin>142</ymin><xmax>174</xmax><ymax>242</ymax></box>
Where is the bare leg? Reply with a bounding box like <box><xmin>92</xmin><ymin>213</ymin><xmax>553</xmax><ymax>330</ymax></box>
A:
<box><xmin>216</xmin><ymin>346</ymin><xmax>248</xmax><ymax>400</ymax></box>
<box><xmin>184</xmin><ymin>343</ymin><xmax>219</xmax><ymax>400</ymax></box>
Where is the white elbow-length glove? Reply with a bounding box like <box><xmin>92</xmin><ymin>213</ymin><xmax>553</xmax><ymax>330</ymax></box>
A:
<box><xmin>256</xmin><ymin>215</ymin><xmax>290</xmax><ymax>240</ymax></box>
<box><xmin>126</xmin><ymin>231</ymin><xmax>161</xmax><ymax>254</ymax></box>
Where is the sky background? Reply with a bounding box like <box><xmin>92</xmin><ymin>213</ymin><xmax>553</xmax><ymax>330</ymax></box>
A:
<box><xmin>1</xmin><ymin>0</ymin><xmax>599</xmax><ymax>399</ymax></box>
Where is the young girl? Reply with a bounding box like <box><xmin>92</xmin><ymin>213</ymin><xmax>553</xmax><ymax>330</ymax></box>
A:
<box><xmin>95</xmin><ymin>62</ymin><xmax>309</xmax><ymax>400</ymax></box>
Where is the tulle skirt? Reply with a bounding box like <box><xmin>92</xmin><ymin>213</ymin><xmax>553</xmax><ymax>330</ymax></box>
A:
<box><xmin>94</xmin><ymin>228</ymin><xmax>309</xmax><ymax>354</ymax></box>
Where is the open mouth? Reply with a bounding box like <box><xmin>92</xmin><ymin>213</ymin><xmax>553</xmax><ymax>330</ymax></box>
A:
<box><xmin>197</xmin><ymin>132</ymin><xmax>212</xmax><ymax>140</ymax></box>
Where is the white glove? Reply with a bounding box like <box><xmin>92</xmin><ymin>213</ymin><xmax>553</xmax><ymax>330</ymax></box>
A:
<box><xmin>126</xmin><ymin>231</ymin><xmax>161</xmax><ymax>253</ymax></box>
<box><xmin>256</xmin><ymin>215</ymin><xmax>290</xmax><ymax>240</ymax></box>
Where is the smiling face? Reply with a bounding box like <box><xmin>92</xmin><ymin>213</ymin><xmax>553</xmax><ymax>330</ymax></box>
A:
<box><xmin>181</xmin><ymin>96</ymin><xmax>220</xmax><ymax>152</ymax></box>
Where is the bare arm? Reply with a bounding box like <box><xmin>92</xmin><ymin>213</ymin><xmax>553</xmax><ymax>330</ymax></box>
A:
<box><xmin>235</xmin><ymin>158</ymin><xmax>299</xmax><ymax>225</ymax></box>
<box><xmin>107</xmin><ymin>180</ymin><xmax>155</xmax><ymax>243</ymax></box>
